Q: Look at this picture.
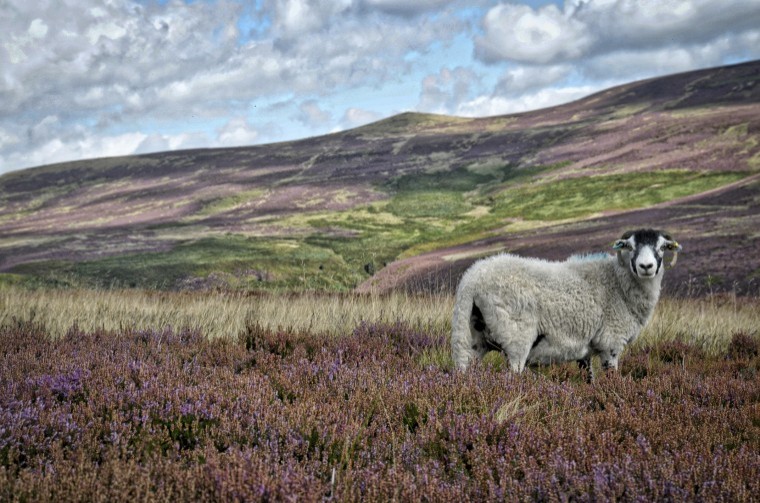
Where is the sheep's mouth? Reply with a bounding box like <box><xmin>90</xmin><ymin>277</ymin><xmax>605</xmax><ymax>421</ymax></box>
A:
<box><xmin>637</xmin><ymin>271</ymin><xmax>657</xmax><ymax>279</ymax></box>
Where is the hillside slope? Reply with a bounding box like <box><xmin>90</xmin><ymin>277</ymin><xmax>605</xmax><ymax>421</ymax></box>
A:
<box><xmin>1</xmin><ymin>60</ymin><xmax>759</xmax><ymax>294</ymax></box>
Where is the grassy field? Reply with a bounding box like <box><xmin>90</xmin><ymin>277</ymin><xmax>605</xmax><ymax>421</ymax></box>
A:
<box><xmin>2</xmin><ymin>287</ymin><xmax>758</xmax><ymax>354</ymax></box>
<box><xmin>0</xmin><ymin>287</ymin><xmax>758</xmax><ymax>501</ymax></box>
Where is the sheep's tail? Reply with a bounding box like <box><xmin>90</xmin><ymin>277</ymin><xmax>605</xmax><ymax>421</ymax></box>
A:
<box><xmin>451</xmin><ymin>288</ymin><xmax>476</xmax><ymax>371</ymax></box>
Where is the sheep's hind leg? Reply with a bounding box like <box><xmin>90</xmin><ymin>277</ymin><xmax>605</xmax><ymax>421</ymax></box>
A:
<box><xmin>451</xmin><ymin>302</ymin><xmax>490</xmax><ymax>370</ymax></box>
<box><xmin>466</xmin><ymin>304</ymin><xmax>491</xmax><ymax>361</ymax></box>
<box><xmin>504</xmin><ymin>343</ymin><xmax>531</xmax><ymax>373</ymax></box>
<box><xmin>471</xmin><ymin>300</ymin><xmax>533</xmax><ymax>374</ymax></box>
<box><xmin>493</xmin><ymin>321</ymin><xmax>534</xmax><ymax>374</ymax></box>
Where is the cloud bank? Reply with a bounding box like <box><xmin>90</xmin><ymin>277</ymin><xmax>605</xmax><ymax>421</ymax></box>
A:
<box><xmin>1</xmin><ymin>0</ymin><xmax>758</xmax><ymax>173</ymax></box>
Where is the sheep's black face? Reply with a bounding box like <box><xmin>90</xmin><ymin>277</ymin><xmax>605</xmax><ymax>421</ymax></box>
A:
<box><xmin>613</xmin><ymin>229</ymin><xmax>681</xmax><ymax>279</ymax></box>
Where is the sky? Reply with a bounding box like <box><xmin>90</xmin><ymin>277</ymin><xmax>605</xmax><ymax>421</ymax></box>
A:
<box><xmin>2</xmin><ymin>0</ymin><xmax>760</xmax><ymax>175</ymax></box>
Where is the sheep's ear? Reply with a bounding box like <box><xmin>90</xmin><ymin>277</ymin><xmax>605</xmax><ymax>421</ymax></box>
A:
<box><xmin>664</xmin><ymin>238</ymin><xmax>682</xmax><ymax>268</ymax></box>
<box><xmin>668</xmin><ymin>251</ymin><xmax>679</xmax><ymax>268</ymax></box>
<box><xmin>665</xmin><ymin>240</ymin><xmax>682</xmax><ymax>252</ymax></box>
<box><xmin>612</xmin><ymin>239</ymin><xmax>630</xmax><ymax>250</ymax></box>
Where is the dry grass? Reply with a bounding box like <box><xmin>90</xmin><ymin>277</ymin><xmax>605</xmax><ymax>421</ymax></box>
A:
<box><xmin>0</xmin><ymin>287</ymin><xmax>453</xmax><ymax>340</ymax></box>
<box><xmin>637</xmin><ymin>294</ymin><xmax>760</xmax><ymax>354</ymax></box>
<box><xmin>1</xmin><ymin>287</ymin><xmax>758</xmax><ymax>356</ymax></box>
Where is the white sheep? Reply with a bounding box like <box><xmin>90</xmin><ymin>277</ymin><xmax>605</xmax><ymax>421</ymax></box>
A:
<box><xmin>451</xmin><ymin>229</ymin><xmax>681</xmax><ymax>381</ymax></box>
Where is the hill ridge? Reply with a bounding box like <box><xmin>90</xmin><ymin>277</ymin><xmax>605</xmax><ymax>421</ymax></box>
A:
<box><xmin>1</xmin><ymin>60</ymin><xmax>759</xmax><ymax>295</ymax></box>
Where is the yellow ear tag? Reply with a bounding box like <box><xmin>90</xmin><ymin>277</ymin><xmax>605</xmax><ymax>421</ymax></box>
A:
<box><xmin>667</xmin><ymin>242</ymin><xmax>681</xmax><ymax>268</ymax></box>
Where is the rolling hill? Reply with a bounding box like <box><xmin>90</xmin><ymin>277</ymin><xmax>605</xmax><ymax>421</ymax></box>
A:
<box><xmin>1</xmin><ymin>60</ymin><xmax>759</xmax><ymax>295</ymax></box>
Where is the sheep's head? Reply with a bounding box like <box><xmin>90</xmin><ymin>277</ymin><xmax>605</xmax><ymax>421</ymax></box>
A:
<box><xmin>612</xmin><ymin>229</ymin><xmax>681</xmax><ymax>279</ymax></box>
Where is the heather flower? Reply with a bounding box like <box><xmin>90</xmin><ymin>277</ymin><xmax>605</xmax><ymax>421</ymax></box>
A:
<box><xmin>726</xmin><ymin>331</ymin><xmax>759</xmax><ymax>360</ymax></box>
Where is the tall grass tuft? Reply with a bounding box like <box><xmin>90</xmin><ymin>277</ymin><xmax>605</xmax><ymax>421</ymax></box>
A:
<box><xmin>0</xmin><ymin>287</ymin><xmax>453</xmax><ymax>340</ymax></box>
<box><xmin>637</xmin><ymin>294</ymin><xmax>760</xmax><ymax>354</ymax></box>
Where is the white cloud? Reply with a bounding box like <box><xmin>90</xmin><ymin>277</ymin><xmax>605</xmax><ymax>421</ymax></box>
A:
<box><xmin>1</xmin><ymin>0</ymin><xmax>243</xmax><ymax>118</ymax></box>
<box><xmin>341</xmin><ymin>107</ymin><xmax>381</xmax><ymax>129</ymax></box>
<box><xmin>134</xmin><ymin>132</ymin><xmax>210</xmax><ymax>155</ymax></box>
<box><xmin>418</xmin><ymin>66</ymin><xmax>482</xmax><ymax>114</ymax></box>
<box><xmin>0</xmin><ymin>129</ymin><xmax>20</xmax><ymax>150</ymax></box>
<box><xmin>86</xmin><ymin>21</ymin><xmax>128</xmax><ymax>44</ymax></box>
<box><xmin>270</xmin><ymin>0</ymin><xmax>353</xmax><ymax>39</ymax></box>
<box><xmin>0</xmin><ymin>0</ymin><xmax>462</xmax><ymax>168</ymax></box>
<box><xmin>476</xmin><ymin>3</ymin><xmax>591</xmax><ymax>64</ymax></box>
<box><xmin>133</xmin><ymin>134</ymin><xmax>174</xmax><ymax>156</ymax></box>
<box><xmin>267</xmin><ymin>0</ymin><xmax>457</xmax><ymax>38</ymax></box>
<box><xmin>28</xmin><ymin>115</ymin><xmax>62</xmax><ymax>145</ymax></box>
<box><xmin>296</xmin><ymin>100</ymin><xmax>333</xmax><ymax>127</ymax></box>
<box><xmin>573</xmin><ymin>0</ymin><xmax>760</xmax><ymax>52</ymax></box>
<box><xmin>457</xmin><ymin>84</ymin><xmax>601</xmax><ymax>117</ymax></box>
<box><xmin>476</xmin><ymin>0</ymin><xmax>760</xmax><ymax>65</ymax></box>
<box><xmin>494</xmin><ymin>64</ymin><xmax>571</xmax><ymax>97</ymax></box>
<box><xmin>467</xmin><ymin>0</ymin><xmax>760</xmax><ymax>124</ymax></box>
<box><xmin>582</xmin><ymin>31</ymin><xmax>760</xmax><ymax>82</ymax></box>
<box><xmin>28</xmin><ymin>19</ymin><xmax>48</xmax><ymax>39</ymax></box>
<box><xmin>1</xmin><ymin>132</ymin><xmax>148</xmax><ymax>171</ymax></box>
<box><xmin>267</xmin><ymin>8</ymin><xmax>463</xmax><ymax>92</ymax></box>
<box><xmin>362</xmin><ymin>0</ymin><xmax>456</xmax><ymax>16</ymax></box>
<box><xmin>4</xmin><ymin>17</ymin><xmax>52</xmax><ymax>64</ymax></box>
<box><xmin>216</xmin><ymin>117</ymin><xmax>260</xmax><ymax>147</ymax></box>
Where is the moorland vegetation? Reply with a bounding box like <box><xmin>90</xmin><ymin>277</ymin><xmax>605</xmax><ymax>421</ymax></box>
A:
<box><xmin>1</xmin><ymin>288</ymin><xmax>758</xmax><ymax>501</ymax></box>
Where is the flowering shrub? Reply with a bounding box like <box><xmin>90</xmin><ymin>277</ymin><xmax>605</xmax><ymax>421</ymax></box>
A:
<box><xmin>0</xmin><ymin>319</ymin><xmax>758</xmax><ymax>501</ymax></box>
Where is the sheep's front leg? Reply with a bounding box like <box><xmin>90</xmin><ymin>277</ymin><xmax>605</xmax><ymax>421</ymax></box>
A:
<box><xmin>577</xmin><ymin>357</ymin><xmax>594</xmax><ymax>383</ymax></box>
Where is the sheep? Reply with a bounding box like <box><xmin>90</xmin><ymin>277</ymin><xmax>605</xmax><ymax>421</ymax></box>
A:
<box><xmin>451</xmin><ymin>229</ymin><xmax>681</xmax><ymax>381</ymax></box>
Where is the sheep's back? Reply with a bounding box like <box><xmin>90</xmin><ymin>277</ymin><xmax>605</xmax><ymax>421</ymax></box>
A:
<box><xmin>460</xmin><ymin>254</ymin><xmax>608</xmax><ymax>340</ymax></box>
<box><xmin>462</xmin><ymin>254</ymin><xmax>593</xmax><ymax>303</ymax></box>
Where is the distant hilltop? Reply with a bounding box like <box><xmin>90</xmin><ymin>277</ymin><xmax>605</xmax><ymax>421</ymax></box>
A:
<box><xmin>1</xmin><ymin>60</ymin><xmax>759</xmax><ymax>296</ymax></box>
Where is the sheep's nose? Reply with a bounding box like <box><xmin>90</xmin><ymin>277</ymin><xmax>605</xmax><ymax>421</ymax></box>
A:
<box><xmin>639</xmin><ymin>262</ymin><xmax>654</xmax><ymax>271</ymax></box>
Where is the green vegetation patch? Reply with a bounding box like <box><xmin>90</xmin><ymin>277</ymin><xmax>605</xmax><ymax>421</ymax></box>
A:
<box><xmin>386</xmin><ymin>191</ymin><xmax>470</xmax><ymax>219</ymax></box>
<box><xmin>11</xmin><ymin>234</ymin><xmax>362</xmax><ymax>291</ymax></box>
<box><xmin>386</xmin><ymin>163</ymin><xmax>554</xmax><ymax>194</ymax></box>
<box><xmin>388</xmin><ymin>166</ymin><xmax>496</xmax><ymax>193</ymax></box>
<box><xmin>491</xmin><ymin>169</ymin><xmax>746</xmax><ymax>221</ymax></box>
<box><xmin>400</xmin><ymin>169</ymin><xmax>748</xmax><ymax>257</ymax></box>
<box><xmin>297</xmin><ymin>163</ymin><xmax>546</xmax><ymax>274</ymax></box>
<box><xmin>305</xmin><ymin>226</ymin><xmax>429</xmax><ymax>279</ymax></box>
<box><xmin>0</xmin><ymin>273</ymin><xmax>27</xmax><ymax>287</ymax></box>
<box><xmin>195</xmin><ymin>188</ymin><xmax>266</xmax><ymax>216</ymax></box>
